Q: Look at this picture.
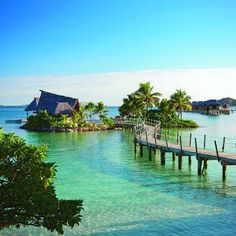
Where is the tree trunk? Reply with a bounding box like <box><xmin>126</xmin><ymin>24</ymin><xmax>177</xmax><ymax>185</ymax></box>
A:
<box><xmin>178</xmin><ymin>110</ymin><xmax>181</xmax><ymax>119</ymax></box>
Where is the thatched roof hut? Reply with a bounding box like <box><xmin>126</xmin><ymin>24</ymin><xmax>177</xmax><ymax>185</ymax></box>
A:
<box><xmin>53</xmin><ymin>102</ymin><xmax>74</xmax><ymax>115</ymax></box>
<box><xmin>25</xmin><ymin>90</ymin><xmax>80</xmax><ymax>115</ymax></box>
<box><xmin>25</xmin><ymin>97</ymin><xmax>39</xmax><ymax>112</ymax></box>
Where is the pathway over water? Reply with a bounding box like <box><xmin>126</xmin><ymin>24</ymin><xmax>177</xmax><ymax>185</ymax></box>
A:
<box><xmin>116</xmin><ymin>118</ymin><xmax>236</xmax><ymax>181</ymax></box>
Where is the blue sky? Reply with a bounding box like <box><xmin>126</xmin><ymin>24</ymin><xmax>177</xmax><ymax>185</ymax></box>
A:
<box><xmin>0</xmin><ymin>0</ymin><xmax>236</xmax><ymax>104</ymax></box>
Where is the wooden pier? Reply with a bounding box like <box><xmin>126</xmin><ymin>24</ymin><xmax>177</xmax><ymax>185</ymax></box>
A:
<box><xmin>115</xmin><ymin>118</ymin><xmax>236</xmax><ymax>181</ymax></box>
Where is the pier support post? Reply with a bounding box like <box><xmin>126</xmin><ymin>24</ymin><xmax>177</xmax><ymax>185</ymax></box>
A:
<box><xmin>161</xmin><ymin>150</ymin><xmax>165</xmax><ymax>165</ymax></box>
<box><xmin>222</xmin><ymin>137</ymin><xmax>226</xmax><ymax>152</ymax></box>
<box><xmin>172</xmin><ymin>152</ymin><xmax>176</xmax><ymax>161</ymax></box>
<box><xmin>178</xmin><ymin>155</ymin><xmax>182</xmax><ymax>170</ymax></box>
<box><xmin>203</xmin><ymin>135</ymin><xmax>206</xmax><ymax>149</ymax></box>
<box><xmin>189</xmin><ymin>133</ymin><xmax>192</xmax><ymax>147</ymax></box>
<box><xmin>149</xmin><ymin>148</ymin><xmax>152</xmax><ymax>161</ymax></box>
<box><xmin>222</xmin><ymin>164</ymin><xmax>227</xmax><ymax>181</ymax></box>
<box><xmin>134</xmin><ymin>141</ymin><xmax>137</xmax><ymax>154</ymax></box>
<box><xmin>214</xmin><ymin>140</ymin><xmax>220</xmax><ymax>162</ymax></box>
<box><xmin>203</xmin><ymin>160</ymin><xmax>208</xmax><ymax>172</ymax></box>
<box><xmin>198</xmin><ymin>159</ymin><xmax>203</xmax><ymax>176</ymax></box>
<box><xmin>188</xmin><ymin>156</ymin><xmax>192</xmax><ymax>166</ymax></box>
<box><xmin>140</xmin><ymin>145</ymin><xmax>143</xmax><ymax>157</ymax></box>
<box><xmin>188</xmin><ymin>134</ymin><xmax>192</xmax><ymax>167</ymax></box>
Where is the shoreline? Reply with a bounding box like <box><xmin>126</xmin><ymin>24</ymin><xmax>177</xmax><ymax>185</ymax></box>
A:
<box><xmin>20</xmin><ymin>124</ymin><xmax>119</xmax><ymax>132</ymax></box>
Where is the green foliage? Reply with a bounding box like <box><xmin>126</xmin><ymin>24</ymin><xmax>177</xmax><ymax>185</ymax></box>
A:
<box><xmin>72</xmin><ymin>108</ymin><xmax>88</xmax><ymax>126</ymax></box>
<box><xmin>135</xmin><ymin>82</ymin><xmax>161</xmax><ymax>114</ymax></box>
<box><xmin>84</xmin><ymin>102</ymin><xmax>96</xmax><ymax>120</ymax></box>
<box><xmin>148</xmin><ymin>109</ymin><xmax>198</xmax><ymax>128</ymax></box>
<box><xmin>176</xmin><ymin>119</ymin><xmax>199</xmax><ymax>128</ymax></box>
<box><xmin>158</xmin><ymin>99</ymin><xmax>177</xmax><ymax>121</ymax></box>
<box><xmin>23</xmin><ymin>107</ymin><xmax>91</xmax><ymax>131</ymax></box>
<box><xmin>148</xmin><ymin>99</ymin><xmax>179</xmax><ymax>127</ymax></box>
<box><xmin>101</xmin><ymin>116</ymin><xmax>115</xmax><ymax>127</ymax></box>
<box><xmin>170</xmin><ymin>89</ymin><xmax>192</xmax><ymax>119</ymax></box>
<box><xmin>23</xmin><ymin>110</ymin><xmax>53</xmax><ymax>130</ymax></box>
<box><xmin>119</xmin><ymin>82</ymin><xmax>161</xmax><ymax>118</ymax></box>
<box><xmin>51</xmin><ymin>114</ymin><xmax>71</xmax><ymax>128</ymax></box>
<box><xmin>119</xmin><ymin>83</ymin><xmax>198</xmax><ymax>128</ymax></box>
<box><xmin>24</xmin><ymin>111</ymin><xmax>70</xmax><ymax>130</ymax></box>
<box><xmin>119</xmin><ymin>93</ymin><xmax>144</xmax><ymax>118</ymax></box>
<box><xmin>0</xmin><ymin>132</ymin><xmax>83</xmax><ymax>234</ymax></box>
<box><xmin>95</xmin><ymin>102</ymin><xmax>108</xmax><ymax>119</ymax></box>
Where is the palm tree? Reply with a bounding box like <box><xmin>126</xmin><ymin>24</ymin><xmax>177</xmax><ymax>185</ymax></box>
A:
<box><xmin>170</xmin><ymin>89</ymin><xmax>192</xmax><ymax>119</ymax></box>
<box><xmin>72</xmin><ymin>108</ymin><xmax>88</xmax><ymax>126</ymax></box>
<box><xmin>135</xmin><ymin>82</ymin><xmax>162</xmax><ymax>117</ymax></box>
<box><xmin>95</xmin><ymin>101</ymin><xmax>108</xmax><ymax>119</ymax></box>
<box><xmin>159</xmin><ymin>99</ymin><xmax>175</xmax><ymax>118</ymax></box>
<box><xmin>85</xmin><ymin>102</ymin><xmax>96</xmax><ymax>120</ymax></box>
<box><xmin>61</xmin><ymin>114</ymin><xmax>68</xmax><ymax>126</ymax></box>
<box><xmin>119</xmin><ymin>93</ymin><xmax>143</xmax><ymax>118</ymax></box>
<box><xmin>158</xmin><ymin>98</ymin><xmax>179</xmax><ymax>126</ymax></box>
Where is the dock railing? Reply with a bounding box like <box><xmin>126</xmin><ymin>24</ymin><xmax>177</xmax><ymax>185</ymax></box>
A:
<box><xmin>114</xmin><ymin>118</ymin><xmax>142</xmax><ymax>126</ymax></box>
<box><xmin>117</xmin><ymin>117</ymin><xmax>236</xmax><ymax>181</ymax></box>
<box><xmin>115</xmin><ymin>117</ymin><xmax>236</xmax><ymax>154</ymax></box>
<box><xmin>114</xmin><ymin>118</ymin><xmax>161</xmax><ymax>134</ymax></box>
<box><xmin>157</xmin><ymin>130</ymin><xmax>236</xmax><ymax>155</ymax></box>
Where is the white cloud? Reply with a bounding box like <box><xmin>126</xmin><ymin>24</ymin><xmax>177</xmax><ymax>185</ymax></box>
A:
<box><xmin>1</xmin><ymin>68</ymin><xmax>236</xmax><ymax>105</ymax></box>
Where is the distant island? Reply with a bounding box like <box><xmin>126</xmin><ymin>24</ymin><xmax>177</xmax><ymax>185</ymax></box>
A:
<box><xmin>0</xmin><ymin>105</ymin><xmax>27</xmax><ymax>108</ymax></box>
<box><xmin>217</xmin><ymin>97</ymin><xmax>236</xmax><ymax>106</ymax></box>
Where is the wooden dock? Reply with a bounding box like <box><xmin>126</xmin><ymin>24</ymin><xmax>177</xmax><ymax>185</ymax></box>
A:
<box><xmin>115</xmin><ymin>118</ymin><xmax>236</xmax><ymax>181</ymax></box>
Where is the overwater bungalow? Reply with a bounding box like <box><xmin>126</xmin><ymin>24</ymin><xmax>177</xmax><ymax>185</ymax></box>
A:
<box><xmin>192</xmin><ymin>100</ymin><xmax>220</xmax><ymax>115</ymax></box>
<box><xmin>219</xmin><ymin>104</ymin><xmax>231</xmax><ymax>114</ymax></box>
<box><xmin>192</xmin><ymin>100</ymin><xmax>230</xmax><ymax>115</ymax></box>
<box><xmin>25</xmin><ymin>90</ymin><xmax>80</xmax><ymax>116</ymax></box>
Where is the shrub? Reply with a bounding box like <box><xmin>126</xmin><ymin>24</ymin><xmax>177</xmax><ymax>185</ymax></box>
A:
<box><xmin>23</xmin><ymin>110</ymin><xmax>53</xmax><ymax>130</ymax></box>
<box><xmin>101</xmin><ymin>116</ymin><xmax>115</xmax><ymax>127</ymax></box>
<box><xmin>0</xmin><ymin>132</ymin><xmax>83</xmax><ymax>234</ymax></box>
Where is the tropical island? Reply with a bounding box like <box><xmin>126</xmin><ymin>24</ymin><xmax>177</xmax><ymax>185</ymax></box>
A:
<box><xmin>119</xmin><ymin>82</ymin><xmax>198</xmax><ymax>128</ymax></box>
<box><xmin>21</xmin><ymin>90</ymin><xmax>115</xmax><ymax>132</ymax></box>
<box><xmin>21</xmin><ymin>83</ymin><xmax>198</xmax><ymax>132</ymax></box>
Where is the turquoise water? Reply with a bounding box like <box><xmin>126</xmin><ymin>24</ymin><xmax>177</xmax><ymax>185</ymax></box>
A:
<box><xmin>1</xmin><ymin>108</ymin><xmax>236</xmax><ymax>235</ymax></box>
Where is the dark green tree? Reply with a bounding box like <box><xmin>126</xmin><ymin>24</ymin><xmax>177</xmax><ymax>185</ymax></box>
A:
<box><xmin>119</xmin><ymin>93</ymin><xmax>144</xmax><ymax>118</ymax></box>
<box><xmin>0</xmin><ymin>131</ymin><xmax>83</xmax><ymax>234</ymax></box>
<box><xmin>119</xmin><ymin>82</ymin><xmax>161</xmax><ymax>118</ymax></box>
<box><xmin>156</xmin><ymin>99</ymin><xmax>178</xmax><ymax>127</ymax></box>
<box><xmin>95</xmin><ymin>101</ymin><xmax>108</xmax><ymax>119</ymax></box>
<box><xmin>23</xmin><ymin>110</ymin><xmax>53</xmax><ymax>131</ymax></box>
<box><xmin>72</xmin><ymin>107</ymin><xmax>88</xmax><ymax>126</ymax></box>
<box><xmin>170</xmin><ymin>89</ymin><xmax>192</xmax><ymax>119</ymax></box>
<box><xmin>135</xmin><ymin>82</ymin><xmax>162</xmax><ymax>117</ymax></box>
<box><xmin>84</xmin><ymin>102</ymin><xmax>96</xmax><ymax>120</ymax></box>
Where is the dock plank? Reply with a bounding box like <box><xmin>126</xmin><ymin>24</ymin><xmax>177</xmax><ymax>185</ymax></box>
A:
<box><xmin>137</xmin><ymin>125</ymin><xmax>236</xmax><ymax>164</ymax></box>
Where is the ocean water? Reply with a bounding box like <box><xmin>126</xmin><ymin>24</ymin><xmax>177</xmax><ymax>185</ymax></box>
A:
<box><xmin>1</xmin><ymin>107</ymin><xmax>236</xmax><ymax>235</ymax></box>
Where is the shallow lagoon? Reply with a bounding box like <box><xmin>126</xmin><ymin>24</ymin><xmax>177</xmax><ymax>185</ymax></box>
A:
<box><xmin>1</xmin><ymin>108</ymin><xmax>236</xmax><ymax>235</ymax></box>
